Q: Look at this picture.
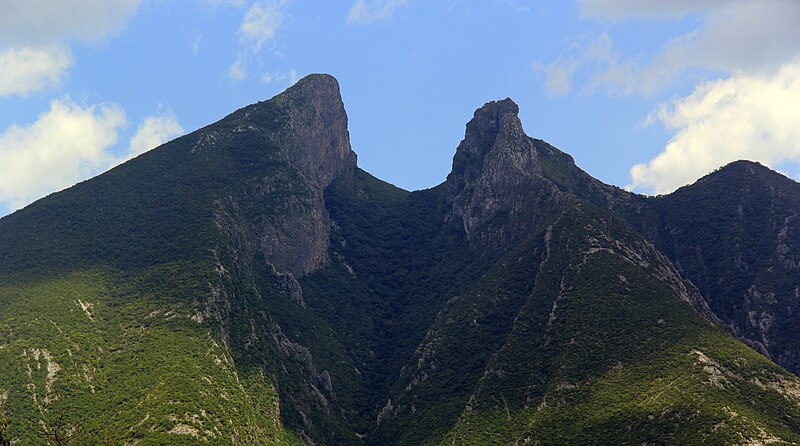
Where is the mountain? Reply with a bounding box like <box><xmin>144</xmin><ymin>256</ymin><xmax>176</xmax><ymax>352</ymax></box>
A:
<box><xmin>622</xmin><ymin>161</ymin><xmax>800</xmax><ymax>375</ymax></box>
<box><xmin>2</xmin><ymin>74</ymin><xmax>800</xmax><ymax>445</ymax></box>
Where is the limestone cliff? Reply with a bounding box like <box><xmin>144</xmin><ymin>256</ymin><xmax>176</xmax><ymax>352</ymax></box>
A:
<box><xmin>204</xmin><ymin>74</ymin><xmax>356</xmax><ymax>277</ymax></box>
<box><xmin>446</xmin><ymin>99</ymin><xmax>564</xmax><ymax>250</ymax></box>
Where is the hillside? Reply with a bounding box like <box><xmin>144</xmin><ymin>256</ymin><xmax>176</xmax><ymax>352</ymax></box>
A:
<box><xmin>2</xmin><ymin>74</ymin><xmax>800</xmax><ymax>445</ymax></box>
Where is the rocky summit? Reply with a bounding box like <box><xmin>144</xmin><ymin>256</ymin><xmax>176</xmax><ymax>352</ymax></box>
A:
<box><xmin>3</xmin><ymin>74</ymin><xmax>800</xmax><ymax>445</ymax></box>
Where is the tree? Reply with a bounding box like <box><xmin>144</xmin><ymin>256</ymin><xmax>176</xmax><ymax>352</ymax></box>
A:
<box><xmin>40</xmin><ymin>412</ymin><xmax>83</xmax><ymax>446</ymax></box>
<box><xmin>0</xmin><ymin>416</ymin><xmax>10</xmax><ymax>446</ymax></box>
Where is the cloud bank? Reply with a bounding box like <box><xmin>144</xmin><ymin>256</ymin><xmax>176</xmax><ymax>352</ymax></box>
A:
<box><xmin>0</xmin><ymin>46</ymin><xmax>72</xmax><ymax>97</ymax></box>
<box><xmin>0</xmin><ymin>0</ymin><xmax>142</xmax><ymax>97</ymax></box>
<box><xmin>0</xmin><ymin>100</ymin><xmax>183</xmax><ymax>210</ymax></box>
<box><xmin>541</xmin><ymin>1</ymin><xmax>800</xmax><ymax>96</ymax></box>
<box><xmin>629</xmin><ymin>63</ymin><xmax>800</xmax><ymax>194</ymax></box>
<box><xmin>540</xmin><ymin>0</ymin><xmax>800</xmax><ymax>194</ymax></box>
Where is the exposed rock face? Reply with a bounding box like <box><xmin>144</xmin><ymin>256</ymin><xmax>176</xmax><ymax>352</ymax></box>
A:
<box><xmin>265</xmin><ymin>74</ymin><xmax>358</xmax><ymax>190</ymax></box>
<box><xmin>210</xmin><ymin>74</ymin><xmax>357</xmax><ymax>276</ymax></box>
<box><xmin>446</xmin><ymin>99</ymin><xmax>563</xmax><ymax>249</ymax></box>
<box><xmin>203</xmin><ymin>74</ymin><xmax>356</xmax><ymax>443</ymax></box>
<box><xmin>8</xmin><ymin>73</ymin><xmax>800</xmax><ymax>445</ymax></box>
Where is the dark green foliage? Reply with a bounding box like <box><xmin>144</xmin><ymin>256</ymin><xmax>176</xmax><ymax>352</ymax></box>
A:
<box><xmin>619</xmin><ymin>161</ymin><xmax>800</xmax><ymax>375</ymax></box>
<box><xmin>0</xmin><ymin>417</ymin><xmax>9</xmax><ymax>446</ymax></box>
<box><xmin>0</xmin><ymin>84</ymin><xmax>312</xmax><ymax>444</ymax></box>
<box><xmin>2</xmin><ymin>75</ymin><xmax>800</xmax><ymax>446</ymax></box>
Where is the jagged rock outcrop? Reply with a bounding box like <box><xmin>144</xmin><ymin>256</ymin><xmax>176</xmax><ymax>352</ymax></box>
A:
<box><xmin>446</xmin><ymin>99</ymin><xmax>564</xmax><ymax>249</ymax></box>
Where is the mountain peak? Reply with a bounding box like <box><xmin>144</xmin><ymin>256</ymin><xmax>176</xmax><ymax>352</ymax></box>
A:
<box><xmin>462</xmin><ymin>98</ymin><xmax>522</xmax><ymax>153</ymax></box>
<box><xmin>681</xmin><ymin>159</ymin><xmax>798</xmax><ymax>196</ymax></box>
<box><xmin>447</xmin><ymin>98</ymin><xmax>529</xmax><ymax>187</ymax></box>
<box><xmin>445</xmin><ymin>98</ymin><xmax>559</xmax><ymax>248</ymax></box>
<box><xmin>237</xmin><ymin>73</ymin><xmax>357</xmax><ymax>189</ymax></box>
<box><xmin>474</xmin><ymin>97</ymin><xmax>520</xmax><ymax>118</ymax></box>
<box><xmin>279</xmin><ymin>73</ymin><xmax>343</xmax><ymax>103</ymax></box>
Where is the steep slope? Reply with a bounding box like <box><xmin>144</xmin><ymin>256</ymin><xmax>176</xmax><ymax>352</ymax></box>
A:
<box><xmin>623</xmin><ymin>161</ymin><xmax>800</xmax><ymax>375</ymax></box>
<box><xmin>2</xmin><ymin>74</ymin><xmax>800</xmax><ymax>445</ymax></box>
<box><xmin>361</xmin><ymin>100</ymin><xmax>800</xmax><ymax>445</ymax></box>
<box><xmin>463</xmin><ymin>120</ymin><xmax>800</xmax><ymax>380</ymax></box>
<box><xmin>0</xmin><ymin>74</ymin><xmax>355</xmax><ymax>444</ymax></box>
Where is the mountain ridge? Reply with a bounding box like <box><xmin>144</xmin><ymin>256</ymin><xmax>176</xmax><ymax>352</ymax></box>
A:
<box><xmin>2</xmin><ymin>74</ymin><xmax>800</xmax><ymax>445</ymax></box>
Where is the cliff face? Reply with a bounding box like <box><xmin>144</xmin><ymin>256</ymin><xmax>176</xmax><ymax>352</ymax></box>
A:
<box><xmin>208</xmin><ymin>74</ymin><xmax>357</xmax><ymax>277</ymax></box>
<box><xmin>446</xmin><ymin>99</ymin><xmax>564</xmax><ymax>250</ymax></box>
<box><xmin>257</xmin><ymin>73</ymin><xmax>357</xmax><ymax>190</ymax></box>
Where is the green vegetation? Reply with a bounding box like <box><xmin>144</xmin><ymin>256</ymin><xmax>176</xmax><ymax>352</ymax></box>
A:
<box><xmin>0</xmin><ymin>268</ymin><xmax>299</xmax><ymax>444</ymax></box>
<box><xmin>2</xmin><ymin>75</ymin><xmax>800</xmax><ymax>444</ymax></box>
<box><xmin>0</xmin><ymin>416</ymin><xmax>9</xmax><ymax>446</ymax></box>
<box><xmin>620</xmin><ymin>161</ymin><xmax>800</xmax><ymax>375</ymax></box>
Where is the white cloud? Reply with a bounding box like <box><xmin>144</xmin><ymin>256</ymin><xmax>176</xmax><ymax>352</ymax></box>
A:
<box><xmin>0</xmin><ymin>98</ymin><xmax>125</xmax><ymax>210</ymax></box>
<box><xmin>260</xmin><ymin>69</ymin><xmax>298</xmax><ymax>85</ymax></box>
<box><xmin>229</xmin><ymin>0</ymin><xmax>291</xmax><ymax>81</ymax></box>
<box><xmin>545</xmin><ymin>1</ymin><xmax>800</xmax><ymax>96</ymax></box>
<box><xmin>124</xmin><ymin>110</ymin><xmax>184</xmax><ymax>161</ymax></box>
<box><xmin>0</xmin><ymin>0</ymin><xmax>142</xmax><ymax>96</ymax></box>
<box><xmin>0</xmin><ymin>46</ymin><xmax>72</xmax><ymax>97</ymax></box>
<box><xmin>347</xmin><ymin>0</ymin><xmax>409</xmax><ymax>25</ymax></box>
<box><xmin>0</xmin><ymin>0</ymin><xmax>142</xmax><ymax>46</ymax></box>
<box><xmin>628</xmin><ymin>62</ymin><xmax>800</xmax><ymax>194</ymax></box>
<box><xmin>229</xmin><ymin>57</ymin><xmax>247</xmax><ymax>81</ymax></box>
<box><xmin>239</xmin><ymin>0</ymin><xmax>288</xmax><ymax>53</ymax></box>
<box><xmin>0</xmin><ymin>99</ymin><xmax>184</xmax><ymax>210</ymax></box>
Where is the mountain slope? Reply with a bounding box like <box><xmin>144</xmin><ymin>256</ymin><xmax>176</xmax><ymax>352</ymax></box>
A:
<box><xmin>0</xmin><ymin>74</ymin><xmax>358</xmax><ymax>444</ymax></box>
<box><xmin>360</xmin><ymin>101</ymin><xmax>800</xmax><ymax>445</ymax></box>
<box><xmin>2</xmin><ymin>74</ymin><xmax>800</xmax><ymax>445</ymax></box>
<box><xmin>620</xmin><ymin>161</ymin><xmax>800</xmax><ymax>376</ymax></box>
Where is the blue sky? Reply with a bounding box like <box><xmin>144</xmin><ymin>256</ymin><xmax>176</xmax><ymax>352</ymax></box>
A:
<box><xmin>1</xmin><ymin>0</ymin><xmax>799</xmax><ymax>216</ymax></box>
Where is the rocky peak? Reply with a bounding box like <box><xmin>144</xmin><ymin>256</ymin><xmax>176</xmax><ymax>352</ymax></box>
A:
<box><xmin>446</xmin><ymin>98</ymin><xmax>536</xmax><ymax>191</ymax></box>
<box><xmin>211</xmin><ymin>74</ymin><xmax>359</xmax><ymax>277</ymax></box>
<box><xmin>445</xmin><ymin>98</ymin><xmax>562</xmax><ymax>249</ymax></box>
<box><xmin>221</xmin><ymin>73</ymin><xmax>356</xmax><ymax>190</ymax></box>
<box><xmin>268</xmin><ymin>73</ymin><xmax>357</xmax><ymax>189</ymax></box>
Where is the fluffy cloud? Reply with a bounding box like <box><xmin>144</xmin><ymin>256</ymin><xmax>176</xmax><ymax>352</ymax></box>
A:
<box><xmin>125</xmin><ymin>110</ymin><xmax>184</xmax><ymax>161</ymax></box>
<box><xmin>0</xmin><ymin>46</ymin><xmax>72</xmax><ymax>97</ymax></box>
<box><xmin>229</xmin><ymin>0</ymin><xmax>291</xmax><ymax>80</ymax></box>
<box><xmin>540</xmin><ymin>1</ymin><xmax>800</xmax><ymax>194</ymax></box>
<box><xmin>0</xmin><ymin>0</ymin><xmax>142</xmax><ymax>96</ymax></box>
<box><xmin>543</xmin><ymin>0</ymin><xmax>800</xmax><ymax>95</ymax></box>
<box><xmin>628</xmin><ymin>63</ymin><xmax>800</xmax><ymax>194</ymax></box>
<box><xmin>0</xmin><ymin>98</ymin><xmax>125</xmax><ymax>210</ymax></box>
<box><xmin>0</xmin><ymin>99</ymin><xmax>184</xmax><ymax>210</ymax></box>
<box><xmin>239</xmin><ymin>0</ymin><xmax>287</xmax><ymax>53</ymax></box>
<box><xmin>347</xmin><ymin>0</ymin><xmax>409</xmax><ymax>25</ymax></box>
